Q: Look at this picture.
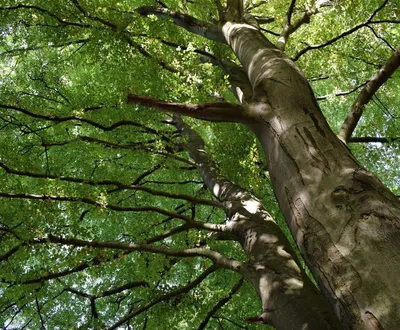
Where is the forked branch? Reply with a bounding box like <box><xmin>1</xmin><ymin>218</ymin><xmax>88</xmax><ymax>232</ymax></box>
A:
<box><xmin>294</xmin><ymin>0</ymin><xmax>390</xmax><ymax>60</ymax></box>
<box><xmin>338</xmin><ymin>47</ymin><xmax>400</xmax><ymax>143</ymax></box>
<box><xmin>171</xmin><ymin>115</ymin><xmax>251</xmax><ymax>202</ymax></box>
<box><xmin>136</xmin><ymin>6</ymin><xmax>224</xmax><ymax>42</ymax></box>
<box><xmin>127</xmin><ymin>94</ymin><xmax>249</xmax><ymax>123</ymax></box>
<box><xmin>198</xmin><ymin>278</ymin><xmax>244</xmax><ymax>329</ymax></box>
<box><xmin>47</xmin><ymin>235</ymin><xmax>242</xmax><ymax>271</ymax></box>
<box><xmin>109</xmin><ymin>265</ymin><xmax>219</xmax><ymax>329</ymax></box>
<box><xmin>277</xmin><ymin>0</ymin><xmax>329</xmax><ymax>51</ymax></box>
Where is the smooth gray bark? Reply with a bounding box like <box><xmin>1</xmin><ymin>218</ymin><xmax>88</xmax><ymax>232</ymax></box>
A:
<box><xmin>221</xmin><ymin>20</ymin><xmax>400</xmax><ymax>329</ymax></box>
<box><xmin>132</xmin><ymin>2</ymin><xmax>400</xmax><ymax>328</ymax></box>
<box><xmin>173</xmin><ymin>116</ymin><xmax>341</xmax><ymax>329</ymax></box>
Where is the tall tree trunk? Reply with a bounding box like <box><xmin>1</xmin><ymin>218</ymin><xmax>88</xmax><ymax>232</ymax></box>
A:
<box><xmin>134</xmin><ymin>3</ymin><xmax>400</xmax><ymax>328</ymax></box>
<box><xmin>222</xmin><ymin>20</ymin><xmax>400</xmax><ymax>330</ymax></box>
<box><xmin>173</xmin><ymin>116</ymin><xmax>341</xmax><ymax>329</ymax></box>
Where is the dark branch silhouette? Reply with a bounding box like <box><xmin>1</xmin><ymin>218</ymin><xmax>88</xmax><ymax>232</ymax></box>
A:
<box><xmin>294</xmin><ymin>0</ymin><xmax>390</xmax><ymax>60</ymax></box>
<box><xmin>338</xmin><ymin>47</ymin><xmax>400</xmax><ymax>143</ymax></box>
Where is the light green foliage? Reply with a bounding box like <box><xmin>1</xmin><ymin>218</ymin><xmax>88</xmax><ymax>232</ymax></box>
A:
<box><xmin>0</xmin><ymin>0</ymin><xmax>399</xmax><ymax>329</ymax></box>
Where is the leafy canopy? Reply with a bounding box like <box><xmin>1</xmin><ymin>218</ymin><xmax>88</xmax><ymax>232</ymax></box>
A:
<box><xmin>0</xmin><ymin>0</ymin><xmax>399</xmax><ymax>329</ymax></box>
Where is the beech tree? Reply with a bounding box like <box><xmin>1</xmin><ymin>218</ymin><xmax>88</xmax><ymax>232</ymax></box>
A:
<box><xmin>0</xmin><ymin>0</ymin><xmax>399</xmax><ymax>329</ymax></box>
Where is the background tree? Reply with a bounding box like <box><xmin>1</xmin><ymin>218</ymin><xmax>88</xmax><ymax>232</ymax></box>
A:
<box><xmin>0</xmin><ymin>0</ymin><xmax>399</xmax><ymax>329</ymax></box>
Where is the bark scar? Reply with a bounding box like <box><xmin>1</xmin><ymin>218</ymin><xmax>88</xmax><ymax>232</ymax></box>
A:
<box><xmin>365</xmin><ymin>311</ymin><xmax>385</xmax><ymax>330</ymax></box>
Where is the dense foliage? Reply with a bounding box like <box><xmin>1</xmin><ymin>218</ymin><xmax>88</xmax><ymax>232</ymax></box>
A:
<box><xmin>0</xmin><ymin>0</ymin><xmax>399</xmax><ymax>329</ymax></box>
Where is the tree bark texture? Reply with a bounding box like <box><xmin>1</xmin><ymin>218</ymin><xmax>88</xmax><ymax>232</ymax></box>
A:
<box><xmin>173</xmin><ymin>116</ymin><xmax>341</xmax><ymax>329</ymax></box>
<box><xmin>222</xmin><ymin>21</ymin><xmax>400</xmax><ymax>329</ymax></box>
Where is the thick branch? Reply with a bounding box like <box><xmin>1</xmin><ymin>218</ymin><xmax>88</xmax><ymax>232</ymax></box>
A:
<box><xmin>171</xmin><ymin>116</ymin><xmax>341</xmax><ymax>328</ymax></box>
<box><xmin>338</xmin><ymin>47</ymin><xmax>400</xmax><ymax>143</ymax></box>
<box><xmin>47</xmin><ymin>235</ymin><xmax>242</xmax><ymax>271</ymax></box>
<box><xmin>0</xmin><ymin>246</ymin><xmax>21</xmax><ymax>262</ymax></box>
<box><xmin>136</xmin><ymin>6</ymin><xmax>224</xmax><ymax>43</ymax></box>
<box><xmin>223</xmin><ymin>0</ymin><xmax>245</xmax><ymax>22</ymax></box>
<box><xmin>127</xmin><ymin>94</ymin><xmax>249</xmax><ymax>123</ymax></box>
<box><xmin>143</xmin><ymin>221</ymin><xmax>231</xmax><ymax>244</ymax></box>
<box><xmin>171</xmin><ymin>116</ymin><xmax>248</xmax><ymax>202</ymax></box>
<box><xmin>131</xmin><ymin>34</ymin><xmax>253</xmax><ymax>103</ymax></box>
